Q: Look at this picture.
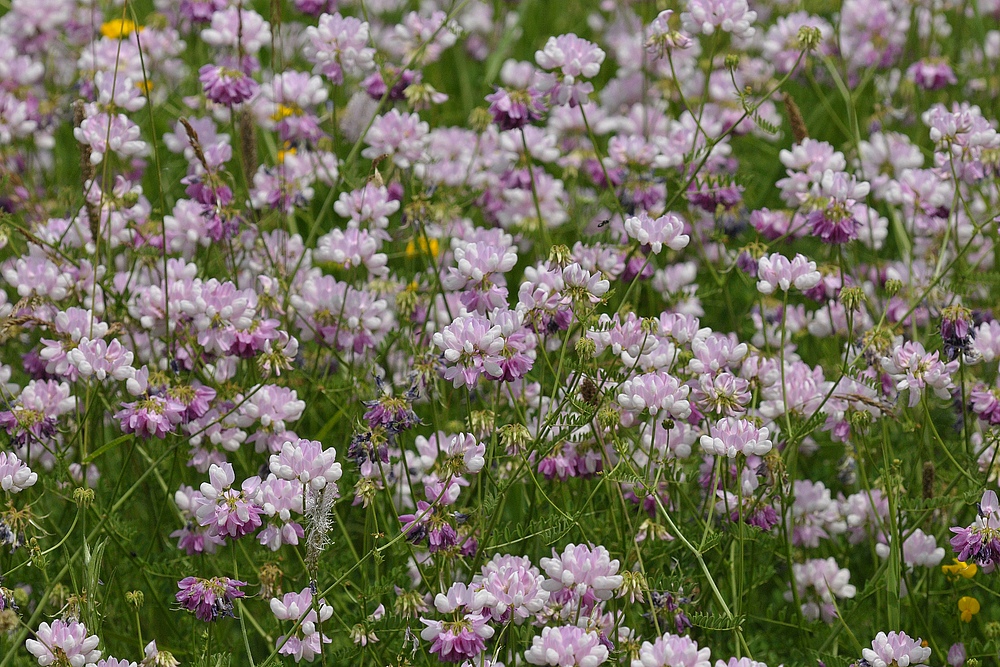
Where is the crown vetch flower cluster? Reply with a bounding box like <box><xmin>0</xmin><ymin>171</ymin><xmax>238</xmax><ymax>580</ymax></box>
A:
<box><xmin>6</xmin><ymin>0</ymin><xmax>1000</xmax><ymax>664</ymax></box>
<box><xmin>271</xmin><ymin>587</ymin><xmax>334</xmax><ymax>662</ymax></box>
<box><xmin>175</xmin><ymin>576</ymin><xmax>246</xmax><ymax>622</ymax></box>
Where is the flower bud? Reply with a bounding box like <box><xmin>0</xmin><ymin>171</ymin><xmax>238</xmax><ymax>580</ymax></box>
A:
<box><xmin>796</xmin><ymin>26</ymin><xmax>822</xmax><ymax>50</ymax></box>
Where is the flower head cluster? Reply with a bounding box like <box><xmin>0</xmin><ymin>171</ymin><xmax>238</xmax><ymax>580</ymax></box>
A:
<box><xmin>195</xmin><ymin>462</ymin><xmax>265</xmax><ymax>540</ymax></box>
<box><xmin>176</xmin><ymin>576</ymin><xmax>246</xmax><ymax>622</ymax></box>
<box><xmin>786</xmin><ymin>557</ymin><xmax>856</xmax><ymax>623</ymax></box>
<box><xmin>473</xmin><ymin>553</ymin><xmax>549</xmax><ymax>623</ymax></box>
<box><xmin>632</xmin><ymin>632</ymin><xmax>711</xmax><ymax>667</ymax></box>
<box><xmin>271</xmin><ymin>587</ymin><xmax>334</xmax><ymax>663</ymax></box>
<box><xmin>420</xmin><ymin>582</ymin><xmax>495</xmax><ymax>663</ymax></box>
<box><xmin>623</xmin><ymin>212</ymin><xmax>690</xmax><ymax>254</ymax></box>
<box><xmin>882</xmin><ymin>341</ymin><xmax>958</xmax><ymax>408</ymax></box>
<box><xmin>700</xmin><ymin>418</ymin><xmax>772</xmax><ymax>458</ymax></box>
<box><xmin>951</xmin><ymin>489</ymin><xmax>1000</xmax><ymax>565</ymax></box>
<box><xmin>756</xmin><ymin>254</ymin><xmax>821</xmax><ymax>295</ymax></box>
<box><xmin>0</xmin><ymin>452</ymin><xmax>37</xmax><ymax>493</ymax></box>
<box><xmin>433</xmin><ymin>313</ymin><xmax>505</xmax><ymax>388</ymax></box>
<box><xmin>269</xmin><ymin>438</ymin><xmax>342</xmax><ymax>492</ymax></box>
<box><xmin>26</xmin><ymin>619</ymin><xmax>101</xmax><ymax>667</ymax></box>
<box><xmin>681</xmin><ymin>0</ymin><xmax>757</xmax><ymax>39</ymax></box>
<box><xmin>534</xmin><ymin>34</ymin><xmax>605</xmax><ymax>106</ymax></box>
<box><xmin>524</xmin><ymin>625</ymin><xmax>608</xmax><ymax>667</ymax></box>
<box><xmin>540</xmin><ymin>543</ymin><xmax>623</xmax><ymax>609</ymax></box>
<box><xmin>860</xmin><ymin>631</ymin><xmax>931</xmax><ymax>667</ymax></box>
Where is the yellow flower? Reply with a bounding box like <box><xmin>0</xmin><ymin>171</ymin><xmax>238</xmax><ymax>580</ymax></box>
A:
<box><xmin>942</xmin><ymin>559</ymin><xmax>978</xmax><ymax>579</ymax></box>
<box><xmin>405</xmin><ymin>236</ymin><xmax>439</xmax><ymax>258</ymax></box>
<box><xmin>100</xmin><ymin>18</ymin><xmax>139</xmax><ymax>39</ymax></box>
<box><xmin>959</xmin><ymin>596</ymin><xmax>980</xmax><ymax>622</ymax></box>
<box><xmin>271</xmin><ymin>104</ymin><xmax>298</xmax><ymax>121</ymax></box>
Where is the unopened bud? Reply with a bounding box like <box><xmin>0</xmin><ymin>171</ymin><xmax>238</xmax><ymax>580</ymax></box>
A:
<box><xmin>597</xmin><ymin>406</ymin><xmax>620</xmax><ymax>430</ymax></box>
<box><xmin>796</xmin><ymin>26</ymin><xmax>822</xmax><ymax>51</ymax></box>
<box><xmin>575</xmin><ymin>336</ymin><xmax>597</xmax><ymax>358</ymax></box>
<box><xmin>839</xmin><ymin>286</ymin><xmax>866</xmax><ymax>311</ymax></box>
<box><xmin>469</xmin><ymin>107</ymin><xmax>492</xmax><ymax>133</ymax></box>
<box><xmin>73</xmin><ymin>487</ymin><xmax>95</xmax><ymax>508</ymax></box>
<box><xmin>498</xmin><ymin>423</ymin><xmax>531</xmax><ymax>454</ymax></box>
<box><xmin>548</xmin><ymin>244</ymin><xmax>572</xmax><ymax>267</ymax></box>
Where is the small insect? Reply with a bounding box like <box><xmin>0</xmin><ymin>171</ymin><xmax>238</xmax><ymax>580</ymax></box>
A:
<box><xmin>598</xmin><ymin>219</ymin><xmax>610</xmax><ymax>228</ymax></box>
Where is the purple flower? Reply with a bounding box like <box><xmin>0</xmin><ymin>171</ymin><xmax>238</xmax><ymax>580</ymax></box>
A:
<box><xmin>420</xmin><ymin>583</ymin><xmax>494</xmax><ymax>663</ymax></box>
<box><xmin>199</xmin><ymin>65</ymin><xmax>258</xmax><ymax>105</ymax></box>
<box><xmin>951</xmin><ymin>489</ymin><xmax>1000</xmax><ymax>565</ymax></box>
<box><xmin>441</xmin><ymin>230</ymin><xmax>518</xmax><ymax>313</ymax></box>
<box><xmin>948</xmin><ymin>642</ymin><xmax>966</xmax><ymax>667</ymax></box>
<box><xmin>687</xmin><ymin>180</ymin><xmax>744</xmax><ymax>214</ymax></box>
<box><xmin>786</xmin><ymin>557</ymin><xmax>856</xmax><ymax>623</ymax></box>
<box><xmin>400</xmin><ymin>501</ymin><xmax>459</xmax><ymax>552</ymax></box>
<box><xmin>115</xmin><ymin>395</ymin><xmax>187</xmax><ymax>439</ymax></box>
<box><xmin>881</xmin><ymin>340</ymin><xmax>958</xmax><ymax>408</ymax></box>
<box><xmin>540</xmin><ymin>543</ymin><xmax>623</xmax><ymax>607</ymax></box>
<box><xmin>362</xmin><ymin>67</ymin><xmax>419</xmax><ymax>102</ymax></box>
<box><xmin>746</xmin><ymin>505</ymin><xmax>780</xmax><ymax>531</ymax></box>
<box><xmin>700</xmin><ymin>418</ymin><xmax>772</xmax><ymax>458</ymax></box>
<box><xmin>756</xmin><ymin>253</ymin><xmax>821</xmax><ymax>294</ymax></box>
<box><xmin>922</xmin><ymin>102</ymin><xmax>1000</xmax><ymax>182</ymax></box>
<box><xmin>908</xmin><ymin>58</ymin><xmax>957</xmax><ymax>91</ymax></box>
<box><xmin>646</xmin><ymin>10</ymin><xmax>693</xmax><ymax>57</ymax></box>
<box><xmin>179</xmin><ymin>0</ymin><xmax>226</xmax><ymax>23</ymax></box>
<box><xmin>634</xmin><ymin>632</ymin><xmax>710</xmax><ymax>667</ymax></box>
<box><xmin>534</xmin><ymin>34</ymin><xmax>605</xmax><ymax>107</ymax></box>
<box><xmin>420</xmin><ymin>614</ymin><xmax>493</xmax><ymax>663</ymax></box>
<box><xmin>176</xmin><ymin>576</ymin><xmax>246</xmax><ymax>622</ymax></box>
<box><xmin>617</xmin><ymin>371</ymin><xmax>691</xmax><ymax>420</ymax></box>
<box><xmin>473</xmin><ymin>554</ymin><xmax>549</xmax><ymax>623</ymax></box>
<box><xmin>623</xmin><ymin>212</ymin><xmax>690</xmax><ymax>254</ymax></box>
<box><xmin>97</xmin><ymin>658</ymin><xmax>138</xmax><ymax>667</ymax></box>
<box><xmin>172</xmin><ymin>485</ymin><xmax>226</xmax><ymax>556</ymax></box>
<box><xmin>195</xmin><ymin>462</ymin><xmax>265</xmax><ymax>539</ymax></box>
<box><xmin>432</xmin><ymin>313</ymin><xmax>506</xmax><ymax>388</ymax></box>
<box><xmin>861</xmin><ymin>631</ymin><xmax>931</xmax><ymax>667</ymax></box>
<box><xmin>0</xmin><ymin>379</ymin><xmax>75</xmax><ymax>447</ymax></box>
<box><xmin>525</xmin><ymin>626</ymin><xmax>608</xmax><ymax>667</ymax></box>
<box><xmin>806</xmin><ymin>205</ymin><xmax>859</xmax><ymax>244</ymax></box>
<box><xmin>491</xmin><ymin>308</ymin><xmax>536</xmax><ymax>381</ymax></box>
<box><xmin>941</xmin><ymin>305</ymin><xmax>975</xmax><ymax>361</ymax></box>
<box><xmin>874</xmin><ymin>528</ymin><xmax>944</xmax><ymax>568</ymax></box>
<box><xmin>303</xmin><ymin>13</ymin><xmax>375</xmax><ymax>84</ymax></box>
<box><xmin>66</xmin><ymin>337</ymin><xmax>136</xmax><ymax>382</ymax></box>
<box><xmin>970</xmin><ymin>385</ymin><xmax>1000</xmax><ymax>424</ymax></box>
<box><xmin>73</xmin><ymin>108</ymin><xmax>147</xmax><ymax>164</ymax></box>
<box><xmin>25</xmin><ymin>619</ymin><xmax>101</xmax><ymax>667</ymax></box>
<box><xmin>0</xmin><ymin>451</ymin><xmax>36</xmax><ymax>493</ymax></box>
<box><xmin>361</xmin><ymin>109</ymin><xmax>429</xmax><ymax>171</ymax></box>
<box><xmin>269</xmin><ymin>438</ymin><xmax>342</xmax><ymax>491</ymax></box>
<box><xmin>271</xmin><ymin>588</ymin><xmax>334</xmax><ymax>663</ymax></box>
<box><xmin>201</xmin><ymin>7</ymin><xmax>271</xmax><ymax>54</ymax></box>
<box><xmin>169</xmin><ymin>384</ymin><xmax>217</xmax><ymax>422</ymax></box>
<box><xmin>839</xmin><ymin>0</ymin><xmax>909</xmax><ymax>72</ymax></box>
<box><xmin>485</xmin><ymin>87</ymin><xmax>546</xmax><ymax>130</ymax></box>
<box><xmin>362</xmin><ymin>377</ymin><xmax>420</xmax><ymax>433</ymax></box>
<box><xmin>681</xmin><ymin>0</ymin><xmax>757</xmax><ymax>39</ymax></box>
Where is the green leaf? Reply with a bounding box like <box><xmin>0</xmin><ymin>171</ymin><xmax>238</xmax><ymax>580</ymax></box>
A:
<box><xmin>83</xmin><ymin>434</ymin><xmax>134</xmax><ymax>463</ymax></box>
<box><xmin>688</xmin><ymin>611</ymin><xmax>744</xmax><ymax>631</ymax></box>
